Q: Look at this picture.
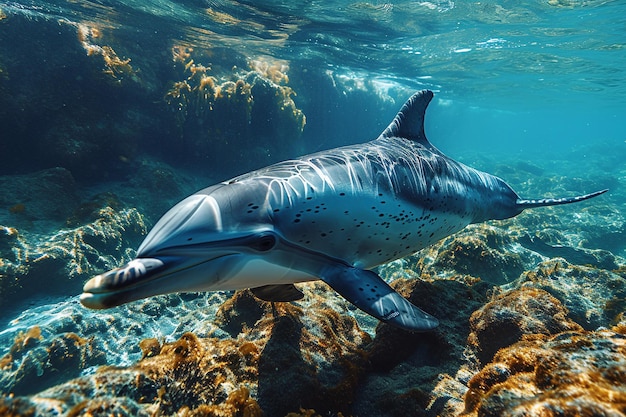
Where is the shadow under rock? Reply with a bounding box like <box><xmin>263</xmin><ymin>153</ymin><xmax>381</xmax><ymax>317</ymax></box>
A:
<box><xmin>257</xmin><ymin>308</ymin><xmax>319</xmax><ymax>417</ymax></box>
<box><xmin>351</xmin><ymin>278</ymin><xmax>492</xmax><ymax>417</ymax></box>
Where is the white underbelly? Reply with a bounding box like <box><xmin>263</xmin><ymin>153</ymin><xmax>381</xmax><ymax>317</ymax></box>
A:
<box><xmin>221</xmin><ymin>258</ymin><xmax>318</xmax><ymax>290</ymax></box>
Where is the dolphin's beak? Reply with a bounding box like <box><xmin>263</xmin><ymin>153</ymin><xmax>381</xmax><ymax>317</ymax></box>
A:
<box><xmin>80</xmin><ymin>258</ymin><xmax>166</xmax><ymax>309</ymax></box>
<box><xmin>79</xmin><ymin>254</ymin><xmax>236</xmax><ymax>309</ymax></box>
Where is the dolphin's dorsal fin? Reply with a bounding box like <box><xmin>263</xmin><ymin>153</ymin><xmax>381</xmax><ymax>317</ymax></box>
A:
<box><xmin>379</xmin><ymin>90</ymin><xmax>434</xmax><ymax>145</ymax></box>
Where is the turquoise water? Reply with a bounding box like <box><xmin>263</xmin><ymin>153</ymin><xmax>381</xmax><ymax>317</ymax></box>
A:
<box><xmin>2</xmin><ymin>0</ymin><xmax>625</xmax><ymax>156</ymax></box>
<box><xmin>0</xmin><ymin>0</ymin><xmax>625</xmax><ymax>415</ymax></box>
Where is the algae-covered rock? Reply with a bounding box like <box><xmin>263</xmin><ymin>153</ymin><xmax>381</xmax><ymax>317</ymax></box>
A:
<box><xmin>463</xmin><ymin>330</ymin><xmax>626</xmax><ymax>417</ymax></box>
<box><xmin>0</xmin><ymin>328</ymin><xmax>106</xmax><ymax>396</ymax></box>
<box><xmin>218</xmin><ymin>284</ymin><xmax>371</xmax><ymax>416</ymax></box>
<box><xmin>513</xmin><ymin>259</ymin><xmax>626</xmax><ymax>330</ymax></box>
<box><xmin>411</xmin><ymin>224</ymin><xmax>542</xmax><ymax>285</ymax></box>
<box><xmin>163</xmin><ymin>48</ymin><xmax>306</xmax><ymax>176</ymax></box>
<box><xmin>0</xmin><ymin>13</ymin><xmax>159</xmax><ymax>181</ymax></box>
<box><xmin>431</xmin><ymin>226</ymin><xmax>526</xmax><ymax>285</ymax></box>
<box><xmin>0</xmin><ymin>205</ymin><xmax>147</xmax><ymax>309</ymax></box>
<box><xmin>352</xmin><ymin>275</ymin><xmax>489</xmax><ymax>417</ymax></box>
<box><xmin>467</xmin><ymin>287</ymin><xmax>582</xmax><ymax>365</ymax></box>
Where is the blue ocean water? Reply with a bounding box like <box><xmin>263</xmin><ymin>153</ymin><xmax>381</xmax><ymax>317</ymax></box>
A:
<box><xmin>0</xmin><ymin>0</ymin><xmax>625</xmax><ymax>414</ymax></box>
<box><xmin>2</xmin><ymin>0</ymin><xmax>624</xmax><ymax>157</ymax></box>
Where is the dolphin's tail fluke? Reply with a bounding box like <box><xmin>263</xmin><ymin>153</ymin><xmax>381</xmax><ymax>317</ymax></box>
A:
<box><xmin>516</xmin><ymin>189</ymin><xmax>608</xmax><ymax>209</ymax></box>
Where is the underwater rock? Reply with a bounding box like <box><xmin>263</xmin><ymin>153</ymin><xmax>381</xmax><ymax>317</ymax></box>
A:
<box><xmin>256</xmin><ymin>301</ymin><xmax>369</xmax><ymax>416</ymax></box>
<box><xmin>215</xmin><ymin>290</ymin><xmax>266</xmax><ymax>338</ymax></box>
<box><xmin>163</xmin><ymin>47</ymin><xmax>306</xmax><ymax>176</ymax></box>
<box><xmin>412</xmin><ymin>224</ymin><xmax>541</xmax><ymax>286</ymax></box>
<box><xmin>0</xmin><ymin>13</ymin><xmax>161</xmax><ymax>181</ymax></box>
<box><xmin>0</xmin><ymin>328</ymin><xmax>106</xmax><ymax>396</ymax></box>
<box><xmin>0</xmin><ymin>205</ymin><xmax>147</xmax><ymax>309</ymax></box>
<box><xmin>462</xmin><ymin>329</ymin><xmax>626</xmax><ymax>417</ymax></box>
<box><xmin>351</xmin><ymin>275</ymin><xmax>490</xmax><ymax>417</ymax></box>
<box><xmin>0</xmin><ymin>168</ymin><xmax>79</xmax><ymax>231</ymax></box>
<box><xmin>467</xmin><ymin>287</ymin><xmax>582</xmax><ymax>365</ymax></box>
<box><xmin>512</xmin><ymin>258</ymin><xmax>626</xmax><ymax>330</ymax></box>
<box><xmin>432</xmin><ymin>228</ymin><xmax>525</xmax><ymax>285</ymax></box>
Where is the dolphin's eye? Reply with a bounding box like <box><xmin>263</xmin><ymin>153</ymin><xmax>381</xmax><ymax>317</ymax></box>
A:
<box><xmin>252</xmin><ymin>234</ymin><xmax>277</xmax><ymax>252</ymax></box>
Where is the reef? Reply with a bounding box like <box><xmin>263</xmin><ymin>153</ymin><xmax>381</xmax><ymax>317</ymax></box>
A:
<box><xmin>2</xmin><ymin>188</ymin><xmax>625</xmax><ymax>416</ymax></box>
<box><xmin>163</xmin><ymin>47</ymin><xmax>306</xmax><ymax>175</ymax></box>
<box><xmin>463</xmin><ymin>329</ymin><xmax>626</xmax><ymax>417</ymax></box>
<box><xmin>0</xmin><ymin>12</ymin><xmax>308</xmax><ymax>183</ymax></box>
<box><xmin>0</xmin><ymin>198</ymin><xmax>147</xmax><ymax>310</ymax></box>
<box><xmin>1</xmin><ymin>4</ymin><xmax>625</xmax><ymax>417</ymax></box>
<box><xmin>466</xmin><ymin>287</ymin><xmax>583</xmax><ymax>365</ymax></box>
<box><xmin>0</xmin><ymin>284</ymin><xmax>371</xmax><ymax>416</ymax></box>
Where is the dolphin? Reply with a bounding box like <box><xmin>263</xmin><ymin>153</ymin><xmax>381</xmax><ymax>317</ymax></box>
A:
<box><xmin>80</xmin><ymin>90</ymin><xmax>606</xmax><ymax>331</ymax></box>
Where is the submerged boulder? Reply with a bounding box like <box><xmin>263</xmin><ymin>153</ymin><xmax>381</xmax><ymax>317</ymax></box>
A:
<box><xmin>463</xmin><ymin>329</ymin><xmax>626</xmax><ymax>417</ymax></box>
<box><xmin>467</xmin><ymin>287</ymin><xmax>582</xmax><ymax>365</ymax></box>
<box><xmin>0</xmin><ymin>204</ymin><xmax>147</xmax><ymax>309</ymax></box>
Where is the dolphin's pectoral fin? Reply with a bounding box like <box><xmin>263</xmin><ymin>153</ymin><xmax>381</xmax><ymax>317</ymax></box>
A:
<box><xmin>320</xmin><ymin>265</ymin><xmax>439</xmax><ymax>332</ymax></box>
<box><xmin>250</xmin><ymin>284</ymin><xmax>304</xmax><ymax>302</ymax></box>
